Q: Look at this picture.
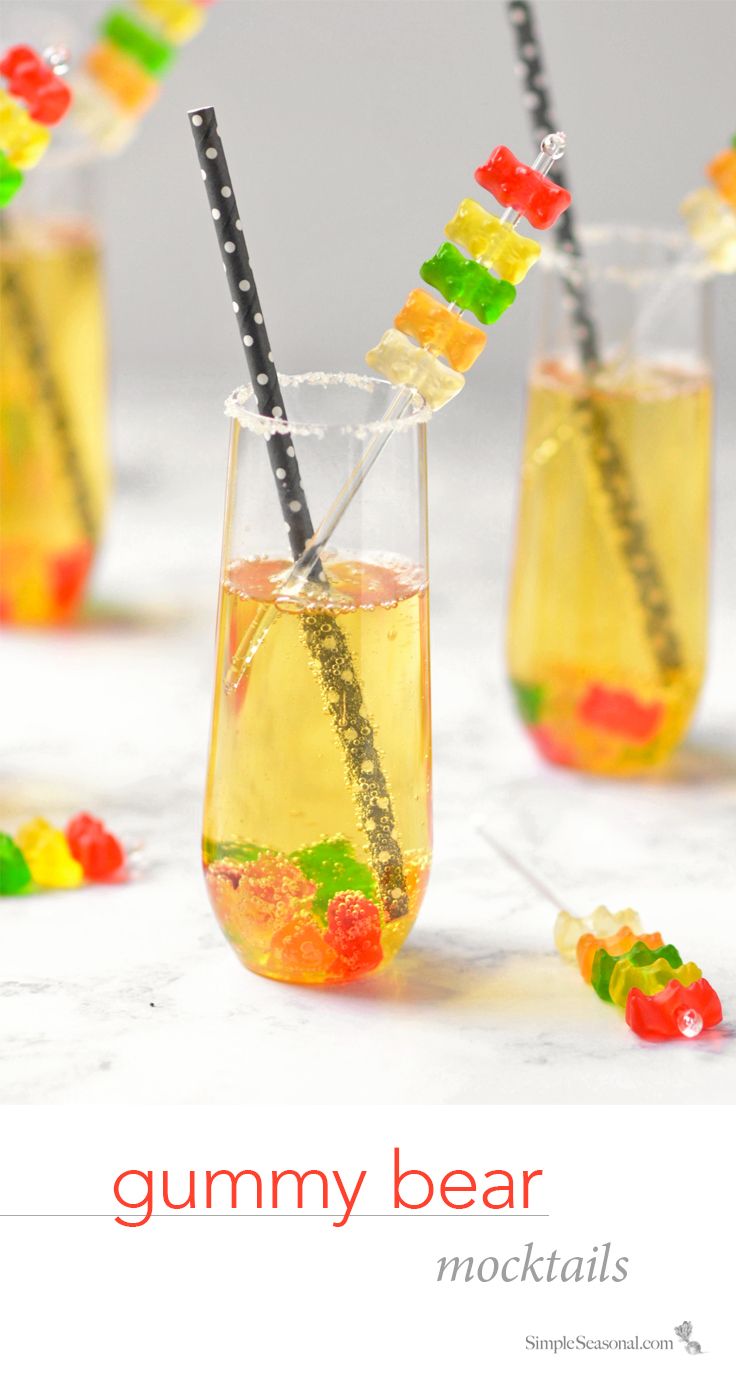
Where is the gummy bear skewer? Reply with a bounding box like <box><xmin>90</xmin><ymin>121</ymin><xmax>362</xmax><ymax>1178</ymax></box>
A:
<box><xmin>190</xmin><ymin>108</ymin><xmax>409</xmax><ymax>922</ymax></box>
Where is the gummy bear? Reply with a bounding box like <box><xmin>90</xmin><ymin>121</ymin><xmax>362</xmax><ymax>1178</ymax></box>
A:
<box><xmin>0</xmin><ymin>91</ymin><xmax>51</xmax><ymax>168</ymax></box>
<box><xmin>681</xmin><ymin>187</ymin><xmax>736</xmax><ymax>273</ymax></box>
<box><xmin>102</xmin><ymin>11</ymin><xmax>175</xmax><ymax>76</ymax></box>
<box><xmin>49</xmin><ymin>542</ymin><xmax>94</xmax><ymax>620</ymax></box>
<box><xmin>527</xmin><ymin>722</ymin><xmax>575</xmax><ymax>766</ymax></box>
<box><xmin>626</xmin><ymin>976</ymin><xmax>722</xmax><ymax>1041</ymax></box>
<box><xmin>0</xmin><ymin>45</ymin><xmax>72</xmax><ymax>125</ymax></box>
<box><xmin>554</xmin><ymin>905</ymin><xmax>642</xmax><ymax>961</ymax></box>
<box><xmin>0</xmin><ymin>832</ymin><xmax>31</xmax><ymax>895</ymax></box>
<box><xmin>577</xmin><ymin>926</ymin><xmax>664</xmax><ymax>984</ymax></box>
<box><xmin>267</xmin><ymin>912</ymin><xmax>338</xmax><ymax>983</ymax></box>
<box><xmin>394</xmin><ymin>288</ymin><xmax>486</xmax><ymax>371</ymax></box>
<box><xmin>206</xmin><ymin>853</ymin><xmax>317</xmax><ymax>952</ymax></box>
<box><xmin>85</xmin><ymin>42</ymin><xmax>159</xmax><ymax>114</ymax></box>
<box><xmin>69</xmin><ymin>72</ymin><xmax>136</xmax><ymax>152</ymax></box>
<box><xmin>365</xmin><ymin>328</ymin><xmax>464</xmax><ymax>410</ymax></box>
<box><xmin>511</xmin><ymin>679</ymin><xmax>544</xmax><ymax>725</ymax></box>
<box><xmin>293</xmin><ymin>837</ymin><xmax>376</xmax><ymax>920</ymax></box>
<box><xmin>474</xmin><ymin>145</ymin><xmax>571</xmax><ymax>230</ymax></box>
<box><xmin>591</xmin><ymin>940</ymin><xmax>683</xmax><ymax>1002</ymax></box>
<box><xmin>445</xmin><ymin>199</ymin><xmax>541</xmax><ymax>284</ymax></box>
<box><xmin>66</xmin><ymin>813</ymin><xmax>125</xmax><ymax>882</ymax></box>
<box><xmin>135</xmin><ymin>0</ymin><xmax>206</xmax><ymax>43</ymax></box>
<box><xmin>609</xmin><ymin>957</ymin><xmax>701</xmax><ymax>1009</ymax></box>
<box><xmin>707</xmin><ymin>147</ymin><xmax>736</xmax><ymax>209</ymax></box>
<box><xmin>0</xmin><ymin>148</ymin><xmax>23</xmax><ymax>206</ymax></box>
<box><xmin>420</xmin><ymin>242</ymin><xmax>517</xmax><ymax>323</ymax></box>
<box><xmin>577</xmin><ymin>684</ymin><xmax>664</xmax><ymax>743</ymax></box>
<box><xmin>325</xmin><ymin>891</ymin><xmax>383</xmax><ymax>976</ymax></box>
<box><xmin>16</xmin><ymin>818</ymin><xmax>83</xmax><ymax>889</ymax></box>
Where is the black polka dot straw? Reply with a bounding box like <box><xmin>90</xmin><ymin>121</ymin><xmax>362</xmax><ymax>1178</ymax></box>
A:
<box><xmin>188</xmin><ymin>107</ymin><xmax>408</xmax><ymax>918</ymax></box>
<box><xmin>189</xmin><ymin>106</ymin><xmax>320</xmax><ymax>571</ymax></box>
<box><xmin>505</xmin><ymin>2</ymin><xmax>684</xmax><ymax>678</ymax></box>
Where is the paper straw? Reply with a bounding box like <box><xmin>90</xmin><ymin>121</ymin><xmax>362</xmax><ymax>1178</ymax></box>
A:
<box><xmin>0</xmin><ymin>218</ymin><xmax>96</xmax><ymax>544</ymax></box>
<box><xmin>189</xmin><ymin>107</ymin><xmax>408</xmax><ymax>920</ymax></box>
<box><xmin>505</xmin><ymin>0</ymin><xmax>684</xmax><ymax>678</ymax></box>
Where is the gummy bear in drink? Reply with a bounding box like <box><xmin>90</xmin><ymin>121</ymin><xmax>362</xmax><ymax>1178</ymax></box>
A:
<box><xmin>0</xmin><ymin>211</ymin><xmax>108</xmax><ymax>624</ymax></box>
<box><xmin>203</xmin><ymin>555</ymin><xmax>432</xmax><ymax>983</ymax></box>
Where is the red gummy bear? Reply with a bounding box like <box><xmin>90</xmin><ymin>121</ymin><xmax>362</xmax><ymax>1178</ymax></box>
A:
<box><xmin>66</xmin><ymin>813</ymin><xmax>125</xmax><ymax>882</ymax></box>
<box><xmin>626</xmin><ymin>977</ymin><xmax>722</xmax><ymax>1041</ymax></box>
<box><xmin>528</xmin><ymin>723</ymin><xmax>576</xmax><ymax>767</ymax></box>
<box><xmin>0</xmin><ymin>46</ymin><xmax>72</xmax><ymax>126</ymax></box>
<box><xmin>50</xmin><ymin>542</ymin><xmax>93</xmax><ymax>620</ymax></box>
<box><xmin>578</xmin><ymin>684</ymin><xmax>664</xmax><ymax>743</ymax></box>
<box><xmin>325</xmin><ymin>891</ymin><xmax>383</xmax><ymax>976</ymax></box>
<box><xmin>474</xmin><ymin>145</ymin><xmax>571</xmax><ymax>230</ymax></box>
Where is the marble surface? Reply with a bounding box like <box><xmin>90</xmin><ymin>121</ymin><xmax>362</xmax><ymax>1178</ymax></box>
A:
<box><xmin>2</xmin><ymin>381</ymin><xmax>735</xmax><ymax>1104</ymax></box>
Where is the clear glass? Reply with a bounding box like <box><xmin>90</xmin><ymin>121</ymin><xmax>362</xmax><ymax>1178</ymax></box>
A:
<box><xmin>0</xmin><ymin>153</ymin><xmax>109</xmax><ymax>625</ymax></box>
<box><xmin>507</xmin><ymin>227</ymin><xmax>713</xmax><ymax>775</ymax></box>
<box><xmin>203</xmin><ymin>373</ymin><xmax>433</xmax><ymax>985</ymax></box>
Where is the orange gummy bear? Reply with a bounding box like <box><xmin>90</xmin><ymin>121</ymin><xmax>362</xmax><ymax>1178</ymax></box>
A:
<box><xmin>394</xmin><ymin>288</ymin><xmax>486</xmax><ymax>372</ymax></box>
<box><xmin>707</xmin><ymin>148</ymin><xmax>736</xmax><ymax>209</ymax></box>
<box><xmin>85</xmin><ymin>42</ymin><xmax>158</xmax><ymax>115</ymax></box>
<box><xmin>206</xmin><ymin>854</ymin><xmax>317</xmax><ymax>952</ymax></box>
<box><xmin>577</xmin><ymin>927</ymin><xmax>664</xmax><ymax>983</ymax></box>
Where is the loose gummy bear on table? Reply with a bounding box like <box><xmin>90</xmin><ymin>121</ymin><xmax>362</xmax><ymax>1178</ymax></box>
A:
<box><xmin>16</xmin><ymin>818</ymin><xmax>83</xmax><ymax>889</ymax></box>
<box><xmin>0</xmin><ymin>832</ymin><xmax>31</xmax><ymax>895</ymax></box>
<box><xmin>66</xmin><ymin>812</ymin><xmax>125</xmax><ymax>881</ymax></box>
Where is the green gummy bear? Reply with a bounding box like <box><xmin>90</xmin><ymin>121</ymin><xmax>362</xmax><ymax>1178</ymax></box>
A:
<box><xmin>420</xmin><ymin>242</ymin><xmax>516</xmax><ymax>325</ymax></box>
<box><xmin>202</xmin><ymin>838</ymin><xmax>264</xmax><ymax>867</ymax></box>
<box><xmin>0</xmin><ymin>151</ymin><xmax>24</xmax><ymax>209</ymax></box>
<box><xmin>591</xmin><ymin>940</ymin><xmax>683</xmax><ymax>1002</ymax></box>
<box><xmin>292</xmin><ymin>837</ymin><xmax>377</xmax><ymax>918</ymax></box>
<box><xmin>511</xmin><ymin>679</ymin><xmax>544</xmax><ymax>725</ymax></box>
<box><xmin>0</xmin><ymin>832</ymin><xmax>32</xmax><ymax>895</ymax></box>
<box><xmin>102</xmin><ymin>10</ymin><xmax>175</xmax><ymax>75</ymax></box>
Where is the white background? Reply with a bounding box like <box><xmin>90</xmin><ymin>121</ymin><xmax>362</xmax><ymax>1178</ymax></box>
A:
<box><xmin>0</xmin><ymin>1105</ymin><xmax>733</xmax><ymax>1385</ymax></box>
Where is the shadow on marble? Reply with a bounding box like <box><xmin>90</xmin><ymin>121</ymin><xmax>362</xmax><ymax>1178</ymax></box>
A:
<box><xmin>653</xmin><ymin>737</ymin><xmax>736</xmax><ymax>788</ymax></box>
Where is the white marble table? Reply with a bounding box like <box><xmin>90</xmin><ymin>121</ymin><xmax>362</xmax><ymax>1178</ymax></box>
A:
<box><xmin>2</xmin><ymin>381</ymin><xmax>734</xmax><ymax>1103</ymax></box>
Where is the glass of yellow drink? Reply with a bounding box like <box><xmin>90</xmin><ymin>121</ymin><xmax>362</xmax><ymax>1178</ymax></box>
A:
<box><xmin>0</xmin><ymin>161</ymin><xmax>108</xmax><ymax>625</ymax></box>
<box><xmin>507</xmin><ymin>228</ymin><xmax>712</xmax><ymax>775</ymax></box>
<box><xmin>203</xmin><ymin>374</ymin><xmax>432</xmax><ymax>984</ymax></box>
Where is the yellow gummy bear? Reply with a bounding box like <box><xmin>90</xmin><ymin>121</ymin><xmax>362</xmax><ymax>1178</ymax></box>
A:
<box><xmin>554</xmin><ymin>905</ymin><xmax>642</xmax><ymax>962</ymax></box>
<box><xmin>365</xmin><ymin>328</ymin><xmax>464</xmax><ymax>410</ymax></box>
<box><xmin>681</xmin><ymin>187</ymin><xmax>736</xmax><ymax>272</ymax></box>
<box><xmin>17</xmin><ymin>819</ymin><xmax>84</xmax><ymax>890</ymax></box>
<box><xmin>394</xmin><ymin>288</ymin><xmax>486</xmax><ymax>372</ymax></box>
<box><xmin>608</xmin><ymin>957</ymin><xmax>702</xmax><ymax>1009</ymax></box>
<box><xmin>70</xmin><ymin>73</ymin><xmax>137</xmax><ymax>153</ymax></box>
<box><xmin>135</xmin><ymin>0</ymin><xmax>206</xmax><ymax>43</ymax></box>
<box><xmin>707</xmin><ymin>148</ymin><xmax>736</xmax><ymax>209</ymax></box>
<box><xmin>0</xmin><ymin>92</ymin><xmax>51</xmax><ymax>170</ymax></box>
<box><xmin>445</xmin><ymin>199</ymin><xmax>540</xmax><ymax>285</ymax></box>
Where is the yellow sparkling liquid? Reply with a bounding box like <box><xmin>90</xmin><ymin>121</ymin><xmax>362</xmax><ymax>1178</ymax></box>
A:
<box><xmin>507</xmin><ymin>360</ymin><xmax>711</xmax><ymax>774</ymax></box>
<box><xmin>203</xmin><ymin>555</ymin><xmax>432</xmax><ymax>983</ymax></box>
<box><xmin>0</xmin><ymin>218</ymin><xmax>108</xmax><ymax>624</ymax></box>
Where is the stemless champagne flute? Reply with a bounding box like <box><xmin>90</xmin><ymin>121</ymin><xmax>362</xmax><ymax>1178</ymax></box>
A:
<box><xmin>507</xmin><ymin>227</ymin><xmax>712</xmax><ymax>775</ymax></box>
<box><xmin>203</xmin><ymin>373</ymin><xmax>433</xmax><ymax>985</ymax></box>
<box><xmin>0</xmin><ymin>154</ymin><xmax>109</xmax><ymax>624</ymax></box>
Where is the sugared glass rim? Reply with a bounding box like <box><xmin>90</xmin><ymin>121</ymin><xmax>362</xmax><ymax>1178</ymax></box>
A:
<box><xmin>541</xmin><ymin>223</ymin><xmax>714</xmax><ymax>285</ymax></box>
<box><xmin>225</xmin><ymin>372</ymin><xmax>432</xmax><ymax>439</ymax></box>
